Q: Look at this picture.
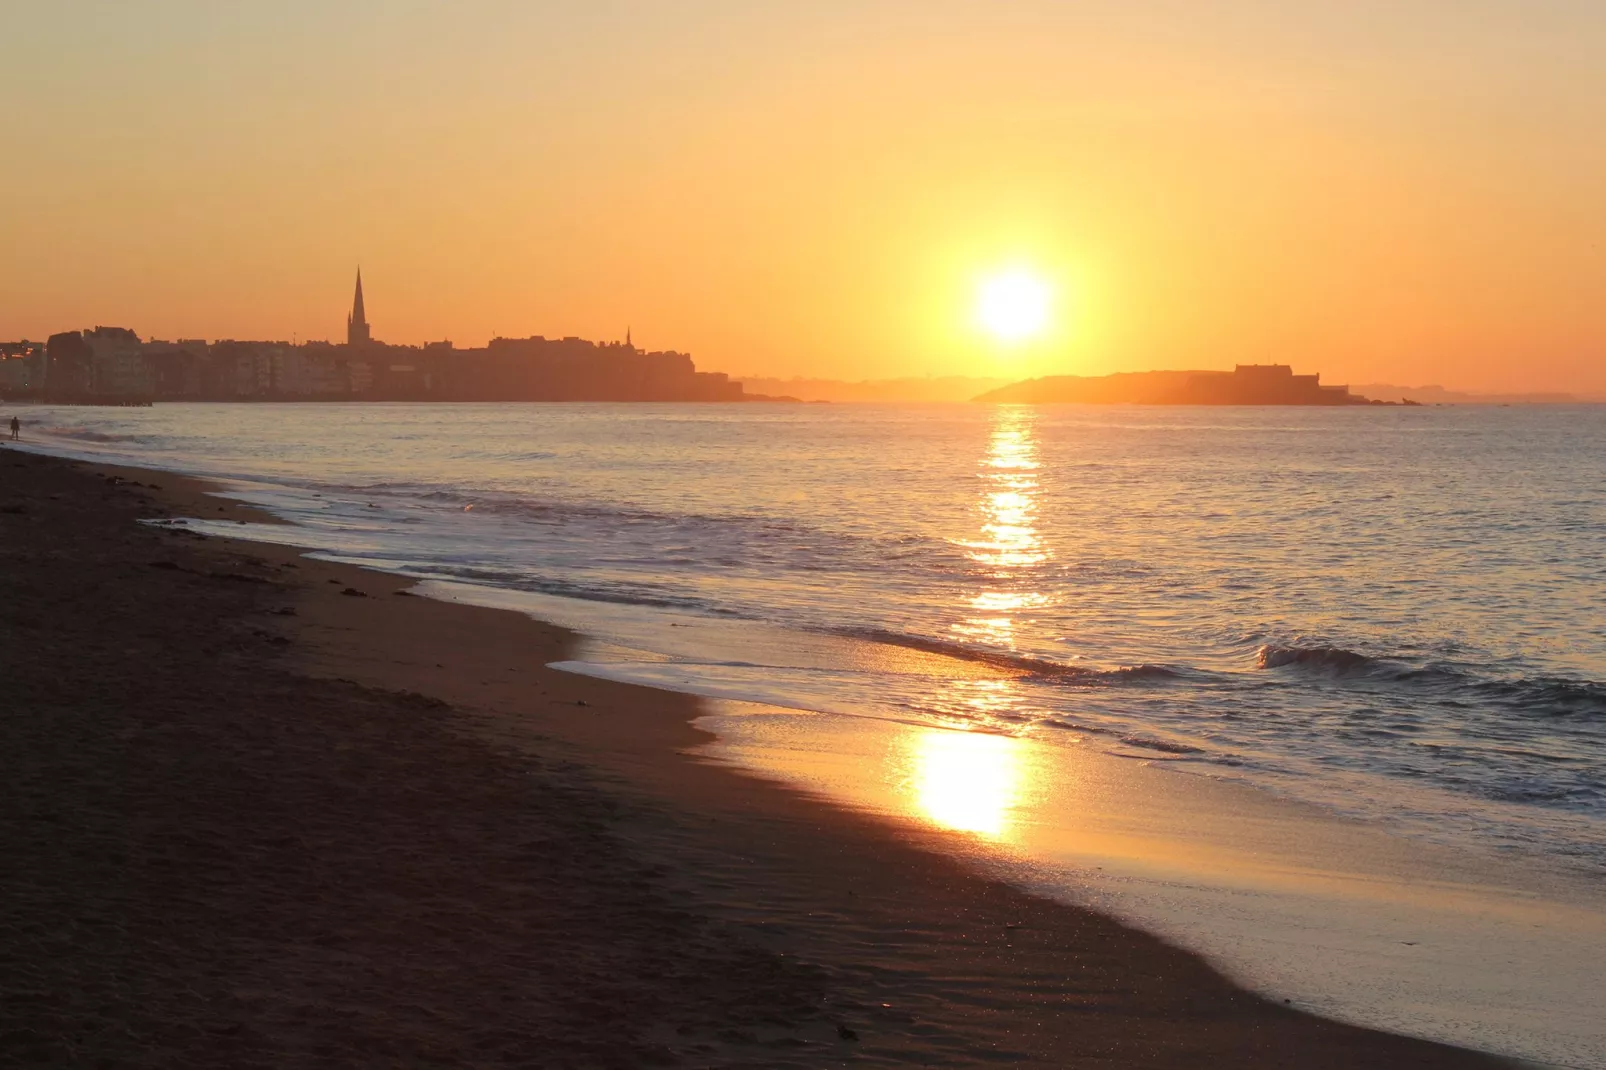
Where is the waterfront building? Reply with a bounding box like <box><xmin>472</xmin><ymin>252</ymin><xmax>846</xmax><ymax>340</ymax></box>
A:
<box><xmin>23</xmin><ymin>272</ymin><xmax>748</xmax><ymax>402</ymax></box>
<box><xmin>0</xmin><ymin>341</ymin><xmax>47</xmax><ymax>391</ymax></box>
<box><xmin>84</xmin><ymin>326</ymin><xmax>150</xmax><ymax>396</ymax></box>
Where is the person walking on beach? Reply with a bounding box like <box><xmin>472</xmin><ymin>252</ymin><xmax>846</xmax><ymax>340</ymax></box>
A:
<box><xmin>8</xmin><ymin>417</ymin><xmax>17</xmax><ymax>441</ymax></box>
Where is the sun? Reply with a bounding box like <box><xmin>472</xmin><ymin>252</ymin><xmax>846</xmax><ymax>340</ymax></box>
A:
<box><xmin>976</xmin><ymin>270</ymin><xmax>1051</xmax><ymax>343</ymax></box>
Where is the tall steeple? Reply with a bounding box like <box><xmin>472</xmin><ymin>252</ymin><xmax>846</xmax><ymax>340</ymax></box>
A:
<box><xmin>346</xmin><ymin>268</ymin><xmax>371</xmax><ymax>346</ymax></box>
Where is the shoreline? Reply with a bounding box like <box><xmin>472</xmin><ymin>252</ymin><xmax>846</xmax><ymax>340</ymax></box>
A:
<box><xmin>0</xmin><ymin>446</ymin><xmax>1524</xmax><ymax>1066</ymax></box>
<box><xmin>361</xmin><ymin>579</ymin><xmax>1606</xmax><ymax>1064</ymax></box>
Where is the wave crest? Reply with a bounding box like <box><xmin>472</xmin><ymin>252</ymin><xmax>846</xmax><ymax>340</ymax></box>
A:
<box><xmin>41</xmin><ymin>426</ymin><xmax>144</xmax><ymax>444</ymax></box>
<box><xmin>1257</xmin><ymin>645</ymin><xmax>1606</xmax><ymax>720</ymax></box>
<box><xmin>1258</xmin><ymin>644</ymin><xmax>1380</xmax><ymax>673</ymax></box>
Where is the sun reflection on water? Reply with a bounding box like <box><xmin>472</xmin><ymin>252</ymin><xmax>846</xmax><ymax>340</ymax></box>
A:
<box><xmin>954</xmin><ymin>406</ymin><xmax>1051</xmax><ymax>649</ymax></box>
<box><xmin>887</xmin><ymin>408</ymin><xmax>1050</xmax><ymax>838</ymax></box>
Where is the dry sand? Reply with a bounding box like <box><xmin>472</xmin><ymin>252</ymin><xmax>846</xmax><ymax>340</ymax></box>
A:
<box><xmin>0</xmin><ymin>448</ymin><xmax>1518</xmax><ymax>1067</ymax></box>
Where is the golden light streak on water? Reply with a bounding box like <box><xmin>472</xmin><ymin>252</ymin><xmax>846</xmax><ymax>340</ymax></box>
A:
<box><xmin>955</xmin><ymin>406</ymin><xmax>1051</xmax><ymax>651</ymax></box>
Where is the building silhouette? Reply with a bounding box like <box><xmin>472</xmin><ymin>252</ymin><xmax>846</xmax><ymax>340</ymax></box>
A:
<box><xmin>6</xmin><ymin>272</ymin><xmax>755</xmax><ymax>403</ymax></box>
<box><xmin>346</xmin><ymin>269</ymin><xmax>372</xmax><ymax>347</ymax></box>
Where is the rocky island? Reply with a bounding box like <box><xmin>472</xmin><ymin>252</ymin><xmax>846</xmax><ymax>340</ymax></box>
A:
<box><xmin>975</xmin><ymin>364</ymin><xmax>1398</xmax><ymax>405</ymax></box>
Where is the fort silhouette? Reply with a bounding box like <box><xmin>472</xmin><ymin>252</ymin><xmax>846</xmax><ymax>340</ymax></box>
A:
<box><xmin>974</xmin><ymin>366</ymin><xmax>1395</xmax><ymax>405</ymax></box>
<box><xmin>2</xmin><ymin>272</ymin><xmax>748</xmax><ymax>403</ymax></box>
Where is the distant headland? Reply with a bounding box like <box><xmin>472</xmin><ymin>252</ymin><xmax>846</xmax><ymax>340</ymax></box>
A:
<box><xmin>0</xmin><ymin>272</ymin><xmax>763</xmax><ymax>404</ymax></box>
<box><xmin>974</xmin><ymin>365</ymin><xmax>1410</xmax><ymax>406</ymax></box>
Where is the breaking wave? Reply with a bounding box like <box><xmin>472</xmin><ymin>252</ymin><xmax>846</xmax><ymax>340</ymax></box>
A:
<box><xmin>1257</xmin><ymin>645</ymin><xmax>1606</xmax><ymax>721</ymax></box>
<box><xmin>1257</xmin><ymin>644</ymin><xmax>1381</xmax><ymax>673</ymax></box>
<box><xmin>39</xmin><ymin>426</ymin><xmax>148</xmax><ymax>445</ymax></box>
<box><xmin>837</xmin><ymin>626</ymin><xmax>1191</xmax><ymax>685</ymax></box>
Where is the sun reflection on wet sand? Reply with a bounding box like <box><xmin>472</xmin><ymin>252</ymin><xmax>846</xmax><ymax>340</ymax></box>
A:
<box><xmin>702</xmin><ymin>702</ymin><xmax>1606</xmax><ymax>1066</ymax></box>
<box><xmin>901</xmin><ymin>728</ymin><xmax>1026</xmax><ymax>838</ymax></box>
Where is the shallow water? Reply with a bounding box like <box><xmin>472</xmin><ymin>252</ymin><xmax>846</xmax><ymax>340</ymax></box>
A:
<box><xmin>20</xmin><ymin>401</ymin><xmax>1606</xmax><ymax>874</ymax></box>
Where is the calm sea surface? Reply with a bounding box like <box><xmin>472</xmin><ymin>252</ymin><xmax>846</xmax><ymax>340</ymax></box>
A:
<box><xmin>20</xmin><ymin>402</ymin><xmax>1606</xmax><ymax>871</ymax></box>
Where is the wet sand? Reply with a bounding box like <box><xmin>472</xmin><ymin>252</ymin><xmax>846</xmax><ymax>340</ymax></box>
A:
<box><xmin>698</xmin><ymin>701</ymin><xmax>1605</xmax><ymax>1066</ymax></box>
<box><xmin>0</xmin><ymin>448</ymin><xmax>1518</xmax><ymax>1067</ymax></box>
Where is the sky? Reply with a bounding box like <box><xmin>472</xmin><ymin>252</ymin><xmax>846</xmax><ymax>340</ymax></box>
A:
<box><xmin>3</xmin><ymin>1</ymin><xmax>1604</xmax><ymax>392</ymax></box>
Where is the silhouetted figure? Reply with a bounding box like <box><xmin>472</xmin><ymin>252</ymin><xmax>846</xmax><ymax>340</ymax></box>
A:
<box><xmin>8</xmin><ymin>417</ymin><xmax>17</xmax><ymax>441</ymax></box>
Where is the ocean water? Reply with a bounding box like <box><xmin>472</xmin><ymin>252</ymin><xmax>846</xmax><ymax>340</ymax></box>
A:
<box><xmin>18</xmin><ymin>401</ymin><xmax>1606</xmax><ymax>873</ymax></box>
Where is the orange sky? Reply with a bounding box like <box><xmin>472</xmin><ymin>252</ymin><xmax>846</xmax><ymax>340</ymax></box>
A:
<box><xmin>3</xmin><ymin>2</ymin><xmax>1604</xmax><ymax>393</ymax></box>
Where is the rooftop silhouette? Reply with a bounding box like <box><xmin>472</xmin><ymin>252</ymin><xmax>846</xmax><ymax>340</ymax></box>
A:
<box><xmin>9</xmin><ymin>273</ymin><xmax>751</xmax><ymax>404</ymax></box>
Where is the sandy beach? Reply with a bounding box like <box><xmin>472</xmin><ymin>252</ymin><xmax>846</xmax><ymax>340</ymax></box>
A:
<box><xmin>0</xmin><ymin>447</ymin><xmax>1520</xmax><ymax>1068</ymax></box>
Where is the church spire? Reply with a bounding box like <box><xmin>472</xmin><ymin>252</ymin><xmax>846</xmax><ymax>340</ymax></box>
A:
<box><xmin>347</xmin><ymin>268</ymin><xmax>371</xmax><ymax>346</ymax></box>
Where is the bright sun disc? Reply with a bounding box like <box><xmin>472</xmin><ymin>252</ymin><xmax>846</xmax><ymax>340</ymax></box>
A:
<box><xmin>976</xmin><ymin>271</ymin><xmax>1051</xmax><ymax>342</ymax></box>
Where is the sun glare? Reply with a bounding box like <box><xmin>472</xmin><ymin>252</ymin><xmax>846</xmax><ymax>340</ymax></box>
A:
<box><xmin>976</xmin><ymin>271</ymin><xmax>1051</xmax><ymax>343</ymax></box>
<box><xmin>909</xmin><ymin>728</ymin><xmax>1024</xmax><ymax>838</ymax></box>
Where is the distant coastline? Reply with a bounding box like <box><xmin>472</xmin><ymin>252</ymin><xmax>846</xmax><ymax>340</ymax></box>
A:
<box><xmin>736</xmin><ymin>375</ymin><xmax>1012</xmax><ymax>404</ymax></box>
<box><xmin>1346</xmin><ymin>383</ymin><xmax>1586</xmax><ymax>405</ymax></box>
<box><xmin>974</xmin><ymin>365</ymin><xmax>1402</xmax><ymax>406</ymax></box>
<box><xmin>0</xmin><ymin>329</ymin><xmax>753</xmax><ymax>405</ymax></box>
<box><xmin>0</xmin><ymin>273</ymin><xmax>755</xmax><ymax>404</ymax></box>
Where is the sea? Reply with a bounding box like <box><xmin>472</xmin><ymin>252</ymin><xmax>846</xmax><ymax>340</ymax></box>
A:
<box><xmin>15</xmin><ymin>401</ymin><xmax>1606</xmax><ymax>1065</ymax></box>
